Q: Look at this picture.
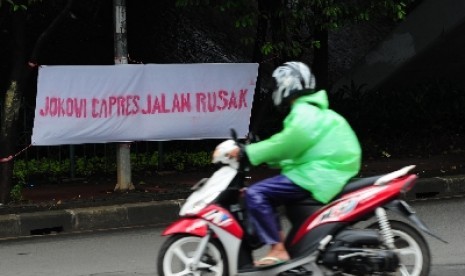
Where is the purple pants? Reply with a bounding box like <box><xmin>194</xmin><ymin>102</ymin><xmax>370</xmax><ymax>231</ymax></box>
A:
<box><xmin>245</xmin><ymin>174</ymin><xmax>311</xmax><ymax>245</ymax></box>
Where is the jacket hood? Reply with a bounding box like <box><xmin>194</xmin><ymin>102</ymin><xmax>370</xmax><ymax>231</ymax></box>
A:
<box><xmin>294</xmin><ymin>90</ymin><xmax>329</xmax><ymax>109</ymax></box>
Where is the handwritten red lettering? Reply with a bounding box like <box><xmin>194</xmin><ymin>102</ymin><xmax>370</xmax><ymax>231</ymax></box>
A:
<box><xmin>50</xmin><ymin>97</ymin><xmax>65</xmax><ymax>116</ymax></box>
<box><xmin>218</xmin><ymin>90</ymin><xmax>228</xmax><ymax>110</ymax></box>
<box><xmin>38</xmin><ymin>90</ymin><xmax>250</xmax><ymax>119</ymax></box>
<box><xmin>109</xmin><ymin>97</ymin><xmax>117</xmax><ymax>116</ymax></box>
<box><xmin>92</xmin><ymin>98</ymin><xmax>100</xmax><ymax>118</ymax></box>
<box><xmin>99</xmin><ymin>99</ymin><xmax>109</xmax><ymax>117</ymax></box>
<box><xmin>196</xmin><ymin>92</ymin><xmax>206</xmax><ymax>112</ymax></box>
<box><xmin>75</xmin><ymin>98</ymin><xmax>87</xmax><ymax>118</ymax></box>
<box><xmin>172</xmin><ymin>93</ymin><xmax>192</xmax><ymax>113</ymax></box>
<box><xmin>207</xmin><ymin>92</ymin><xmax>217</xmax><ymax>112</ymax></box>
<box><xmin>142</xmin><ymin>94</ymin><xmax>170</xmax><ymax>114</ymax></box>
<box><xmin>239</xmin><ymin>89</ymin><xmax>248</xmax><ymax>108</ymax></box>
<box><xmin>39</xmin><ymin>97</ymin><xmax>87</xmax><ymax>118</ymax></box>
<box><xmin>181</xmin><ymin>93</ymin><xmax>191</xmax><ymax>112</ymax></box>
<box><xmin>39</xmin><ymin>96</ymin><xmax>50</xmax><ymax>116</ymax></box>
<box><xmin>131</xmin><ymin>95</ymin><xmax>140</xmax><ymax>114</ymax></box>
<box><xmin>228</xmin><ymin>91</ymin><xmax>237</xmax><ymax>109</ymax></box>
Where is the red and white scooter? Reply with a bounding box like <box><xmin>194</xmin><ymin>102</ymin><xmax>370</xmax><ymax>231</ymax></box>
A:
<box><xmin>157</xmin><ymin>132</ymin><xmax>445</xmax><ymax>276</ymax></box>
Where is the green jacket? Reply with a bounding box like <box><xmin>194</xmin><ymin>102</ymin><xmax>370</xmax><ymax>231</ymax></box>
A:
<box><xmin>245</xmin><ymin>90</ymin><xmax>361</xmax><ymax>203</ymax></box>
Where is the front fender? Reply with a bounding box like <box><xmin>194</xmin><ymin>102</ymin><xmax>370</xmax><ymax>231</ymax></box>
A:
<box><xmin>162</xmin><ymin>218</ymin><xmax>208</xmax><ymax>237</ymax></box>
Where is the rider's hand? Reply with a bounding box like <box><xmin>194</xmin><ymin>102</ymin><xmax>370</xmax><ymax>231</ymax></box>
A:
<box><xmin>227</xmin><ymin>147</ymin><xmax>241</xmax><ymax>160</ymax></box>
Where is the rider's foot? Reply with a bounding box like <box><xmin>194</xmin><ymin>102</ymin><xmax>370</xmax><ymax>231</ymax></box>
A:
<box><xmin>255</xmin><ymin>243</ymin><xmax>290</xmax><ymax>266</ymax></box>
<box><xmin>255</xmin><ymin>256</ymin><xmax>287</xmax><ymax>266</ymax></box>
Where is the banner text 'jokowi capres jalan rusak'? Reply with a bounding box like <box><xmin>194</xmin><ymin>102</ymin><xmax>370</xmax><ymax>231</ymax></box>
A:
<box><xmin>32</xmin><ymin>63</ymin><xmax>258</xmax><ymax>145</ymax></box>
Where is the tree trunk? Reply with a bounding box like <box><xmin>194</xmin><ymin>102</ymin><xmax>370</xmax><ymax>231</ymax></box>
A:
<box><xmin>0</xmin><ymin>7</ymin><xmax>27</xmax><ymax>203</ymax></box>
<box><xmin>0</xmin><ymin>0</ymin><xmax>75</xmax><ymax>203</ymax></box>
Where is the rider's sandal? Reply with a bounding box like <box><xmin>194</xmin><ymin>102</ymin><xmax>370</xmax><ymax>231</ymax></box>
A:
<box><xmin>254</xmin><ymin>256</ymin><xmax>287</xmax><ymax>267</ymax></box>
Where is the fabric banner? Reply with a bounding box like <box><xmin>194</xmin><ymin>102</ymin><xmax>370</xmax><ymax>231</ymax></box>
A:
<box><xmin>32</xmin><ymin>63</ymin><xmax>258</xmax><ymax>145</ymax></box>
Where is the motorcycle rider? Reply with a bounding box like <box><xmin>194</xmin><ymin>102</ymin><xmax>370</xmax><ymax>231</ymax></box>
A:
<box><xmin>228</xmin><ymin>61</ymin><xmax>362</xmax><ymax>266</ymax></box>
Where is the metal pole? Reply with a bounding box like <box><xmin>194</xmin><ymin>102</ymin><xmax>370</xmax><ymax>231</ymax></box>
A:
<box><xmin>113</xmin><ymin>0</ymin><xmax>134</xmax><ymax>191</ymax></box>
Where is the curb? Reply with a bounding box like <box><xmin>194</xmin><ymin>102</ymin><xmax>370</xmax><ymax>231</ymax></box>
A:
<box><xmin>408</xmin><ymin>175</ymin><xmax>465</xmax><ymax>200</ymax></box>
<box><xmin>0</xmin><ymin>200</ymin><xmax>184</xmax><ymax>240</ymax></box>
<box><xmin>1</xmin><ymin>175</ymin><xmax>464</xmax><ymax>240</ymax></box>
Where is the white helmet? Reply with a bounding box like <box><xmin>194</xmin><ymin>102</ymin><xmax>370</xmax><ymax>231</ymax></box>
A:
<box><xmin>271</xmin><ymin>61</ymin><xmax>316</xmax><ymax>107</ymax></box>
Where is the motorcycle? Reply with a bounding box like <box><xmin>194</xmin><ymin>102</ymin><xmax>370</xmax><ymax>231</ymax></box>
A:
<box><xmin>157</xmin><ymin>131</ymin><xmax>446</xmax><ymax>276</ymax></box>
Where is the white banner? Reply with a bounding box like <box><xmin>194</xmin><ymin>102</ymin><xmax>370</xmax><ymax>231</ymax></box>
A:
<box><xmin>32</xmin><ymin>63</ymin><xmax>258</xmax><ymax>145</ymax></box>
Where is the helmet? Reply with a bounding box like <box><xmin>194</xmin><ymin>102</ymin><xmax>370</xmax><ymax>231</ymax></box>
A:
<box><xmin>271</xmin><ymin>61</ymin><xmax>316</xmax><ymax>107</ymax></box>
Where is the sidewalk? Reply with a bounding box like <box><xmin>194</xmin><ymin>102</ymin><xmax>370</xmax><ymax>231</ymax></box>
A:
<box><xmin>1</xmin><ymin>154</ymin><xmax>464</xmax><ymax>240</ymax></box>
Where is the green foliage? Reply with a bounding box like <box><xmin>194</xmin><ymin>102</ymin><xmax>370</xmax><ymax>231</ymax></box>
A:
<box><xmin>163</xmin><ymin>151</ymin><xmax>212</xmax><ymax>172</ymax></box>
<box><xmin>10</xmin><ymin>184</ymin><xmax>23</xmax><ymax>201</ymax></box>
<box><xmin>235</xmin><ymin>13</ymin><xmax>254</xmax><ymax>28</ymax></box>
<box><xmin>312</xmin><ymin>40</ymin><xmax>321</xmax><ymax>49</ymax></box>
<box><xmin>12</xmin><ymin>151</ymin><xmax>214</xmax><ymax>186</ymax></box>
<box><xmin>261</xmin><ymin>42</ymin><xmax>274</xmax><ymax>56</ymax></box>
<box><xmin>0</xmin><ymin>0</ymin><xmax>28</xmax><ymax>11</ymax></box>
<box><xmin>10</xmin><ymin>159</ymin><xmax>27</xmax><ymax>201</ymax></box>
<box><xmin>131</xmin><ymin>153</ymin><xmax>153</xmax><ymax>172</ymax></box>
<box><xmin>175</xmin><ymin>0</ymin><xmax>415</xmax><ymax>60</ymax></box>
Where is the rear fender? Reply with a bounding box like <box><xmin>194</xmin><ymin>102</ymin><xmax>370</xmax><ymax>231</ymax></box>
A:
<box><xmin>384</xmin><ymin>200</ymin><xmax>447</xmax><ymax>243</ymax></box>
<box><xmin>162</xmin><ymin>218</ymin><xmax>208</xmax><ymax>237</ymax></box>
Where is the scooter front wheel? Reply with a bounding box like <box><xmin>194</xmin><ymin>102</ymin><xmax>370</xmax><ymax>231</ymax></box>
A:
<box><xmin>157</xmin><ymin>234</ymin><xmax>228</xmax><ymax>276</ymax></box>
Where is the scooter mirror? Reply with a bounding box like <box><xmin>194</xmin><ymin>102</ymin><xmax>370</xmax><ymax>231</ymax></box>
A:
<box><xmin>230</xmin><ymin>128</ymin><xmax>238</xmax><ymax>143</ymax></box>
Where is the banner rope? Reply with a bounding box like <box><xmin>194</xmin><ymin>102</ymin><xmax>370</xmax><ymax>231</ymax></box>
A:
<box><xmin>0</xmin><ymin>144</ymin><xmax>32</xmax><ymax>163</ymax></box>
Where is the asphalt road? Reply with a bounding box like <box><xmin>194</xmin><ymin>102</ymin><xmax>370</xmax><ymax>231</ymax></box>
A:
<box><xmin>0</xmin><ymin>197</ymin><xmax>464</xmax><ymax>276</ymax></box>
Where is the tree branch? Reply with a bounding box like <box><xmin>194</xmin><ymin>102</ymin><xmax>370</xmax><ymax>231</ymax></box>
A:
<box><xmin>28</xmin><ymin>0</ymin><xmax>76</xmax><ymax>66</ymax></box>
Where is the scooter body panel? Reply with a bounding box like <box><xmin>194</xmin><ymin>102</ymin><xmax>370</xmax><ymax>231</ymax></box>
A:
<box><xmin>292</xmin><ymin>175</ymin><xmax>416</xmax><ymax>245</ymax></box>
<box><xmin>162</xmin><ymin>218</ymin><xmax>208</xmax><ymax>237</ymax></box>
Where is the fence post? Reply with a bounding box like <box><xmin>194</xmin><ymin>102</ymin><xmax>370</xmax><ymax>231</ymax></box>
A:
<box><xmin>69</xmin><ymin>145</ymin><xmax>75</xmax><ymax>179</ymax></box>
<box><xmin>158</xmin><ymin>141</ymin><xmax>164</xmax><ymax>170</ymax></box>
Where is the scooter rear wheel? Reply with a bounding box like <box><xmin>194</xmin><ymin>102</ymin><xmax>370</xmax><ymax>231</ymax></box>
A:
<box><xmin>374</xmin><ymin>220</ymin><xmax>431</xmax><ymax>276</ymax></box>
<box><xmin>157</xmin><ymin>234</ymin><xmax>228</xmax><ymax>276</ymax></box>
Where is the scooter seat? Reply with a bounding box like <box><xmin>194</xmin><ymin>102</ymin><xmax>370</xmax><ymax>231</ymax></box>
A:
<box><xmin>284</xmin><ymin>175</ymin><xmax>385</xmax><ymax>239</ymax></box>
<box><xmin>286</xmin><ymin>175</ymin><xmax>383</xmax><ymax>207</ymax></box>
<box><xmin>336</xmin><ymin>175</ymin><xmax>383</xmax><ymax>198</ymax></box>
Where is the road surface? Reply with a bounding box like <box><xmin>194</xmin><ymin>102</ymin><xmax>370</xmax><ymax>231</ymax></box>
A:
<box><xmin>0</xmin><ymin>197</ymin><xmax>464</xmax><ymax>275</ymax></box>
